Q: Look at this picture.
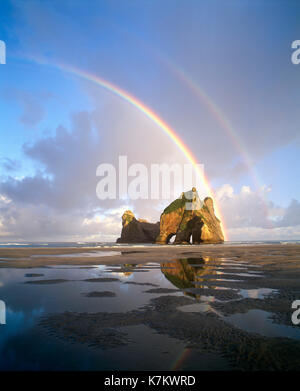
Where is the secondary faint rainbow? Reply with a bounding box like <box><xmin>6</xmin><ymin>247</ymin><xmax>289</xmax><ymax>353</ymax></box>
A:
<box><xmin>22</xmin><ymin>55</ymin><xmax>228</xmax><ymax>239</ymax></box>
<box><xmin>160</xmin><ymin>57</ymin><xmax>273</xmax><ymax>228</ymax></box>
<box><xmin>115</xmin><ymin>33</ymin><xmax>262</xmax><ymax>190</ymax></box>
<box><xmin>162</xmin><ymin>57</ymin><xmax>263</xmax><ymax>191</ymax></box>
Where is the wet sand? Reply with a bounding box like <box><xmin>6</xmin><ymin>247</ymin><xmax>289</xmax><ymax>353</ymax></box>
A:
<box><xmin>1</xmin><ymin>243</ymin><xmax>300</xmax><ymax>370</ymax></box>
<box><xmin>0</xmin><ymin>243</ymin><xmax>300</xmax><ymax>269</ymax></box>
<box><xmin>39</xmin><ymin>294</ymin><xmax>300</xmax><ymax>370</ymax></box>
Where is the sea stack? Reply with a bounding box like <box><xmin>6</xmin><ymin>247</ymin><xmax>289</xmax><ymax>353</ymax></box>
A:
<box><xmin>156</xmin><ymin>188</ymin><xmax>224</xmax><ymax>244</ymax></box>
<box><xmin>116</xmin><ymin>210</ymin><xmax>160</xmax><ymax>243</ymax></box>
<box><xmin>117</xmin><ymin>188</ymin><xmax>224</xmax><ymax>244</ymax></box>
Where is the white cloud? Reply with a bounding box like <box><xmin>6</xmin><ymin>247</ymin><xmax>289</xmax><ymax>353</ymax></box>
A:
<box><xmin>0</xmin><ymin>194</ymin><xmax>11</xmax><ymax>205</ymax></box>
<box><xmin>216</xmin><ymin>184</ymin><xmax>300</xmax><ymax>240</ymax></box>
<box><xmin>227</xmin><ymin>226</ymin><xmax>300</xmax><ymax>241</ymax></box>
<box><xmin>216</xmin><ymin>184</ymin><xmax>234</xmax><ymax>199</ymax></box>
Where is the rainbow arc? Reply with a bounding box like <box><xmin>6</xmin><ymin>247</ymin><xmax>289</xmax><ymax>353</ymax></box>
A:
<box><xmin>21</xmin><ymin>55</ymin><xmax>228</xmax><ymax>240</ymax></box>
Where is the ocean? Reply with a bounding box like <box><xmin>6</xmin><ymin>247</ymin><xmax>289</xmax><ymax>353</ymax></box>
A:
<box><xmin>0</xmin><ymin>240</ymin><xmax>299</xmax><ymax>248</ymax></box>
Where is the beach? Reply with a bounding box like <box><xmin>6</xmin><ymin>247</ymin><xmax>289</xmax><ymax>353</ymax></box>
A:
<box><xmin>0</xmin><ymin>243</ymin><xmax>300</xmax><ymax>370</ymax></box>
<box><xmin>1</xmin><ymin>242</ymin><xmax>300</xmax><ymax>268</ymax></box>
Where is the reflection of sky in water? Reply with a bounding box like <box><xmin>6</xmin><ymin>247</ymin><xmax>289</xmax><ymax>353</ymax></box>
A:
<box><xmin>224</xmin><ymin>310</ymin><xmax>300</xmax><ymax>340</ymax></box>
<box><xmin>239</xmin><ymin>288</ymin><xmax>277</xmax><ymax>299</ymax></box>
<box><xmin>0</xmin><ymin>307</ymin><xmax>44</xmax><ymax>348</ymax></box>
<box><xmin>0</xmin><ymin>306</ymin><xmax>45</xmax><ymax>369</ymax></box>
<box><xmin>0</xmin><ymin>263</ymin><xmax>187</xmax><ymax>370</ymax></box>
<box><xmin>216</xmin><ymin>272</ymin><xmax>263</xmax><ymax>278</ymax></box>
<box><xmin>0</xmin><ymin>264</ymin><xmax>181</xmax><ymax>315</ymax></box>
<box><xmin>0</xmin><ymin>257</ymin><xmax>298</xmax><ymax>370</ymax></box>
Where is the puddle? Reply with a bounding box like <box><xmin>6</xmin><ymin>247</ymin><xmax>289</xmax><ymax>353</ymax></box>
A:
<box><xmin>192</xmin><ymin>284</ymin><xmax>233</xmax><ymax>290</ymax></box>
<box><xmin>178</xmin><ymin>302</ymin><xmax>212</xmax><ymax>313</ymax></box>
<box><xmin>2</xmin><ymin>253</ymin><xmax>294</xmax><ymax>370</ymax></box>
<box><xmin>178</xmin><ymin>295</ymin><xmax>222</xmax><ymax>316</ymax></box>
<box><xmin>217</xmin><ymin>272</ymin><xmax>263</xmax><ymax>278</ymax></box>
<box><xmin>220</xmin><ymin>262</ymin><xmax>262</xmax><ymax>268</ymax></box>
<box><xmin>239</xmin><ymin>288</ymin><xmax>277</xmax><ymax>299</ymax></box>
<box><xmin>223</xmin><ymin>309</ymin><xmax>300</xmax><ymax>340</ymax></box>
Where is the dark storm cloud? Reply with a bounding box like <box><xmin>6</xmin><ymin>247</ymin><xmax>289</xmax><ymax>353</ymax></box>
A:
<box><xmin>0</xmin><ymin>174</ymin><xmax>53</xmax><ymax>206</ymax></box>
<box><xmin>20</xmin><ymin>111</ymin><xmax>102</xmax><ymax>211</ymax></box>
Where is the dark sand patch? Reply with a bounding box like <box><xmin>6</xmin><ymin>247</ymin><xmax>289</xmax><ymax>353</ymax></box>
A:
<box><xmin>193</xmin><ymin>279</ymin><xmax>263</xmax><ymax>290</ymax></box>
<box><xmin>143</xmin><ymin>288</ymin><xmax>180</xmax><ymax>294</ymax></box>
<box><xmin>39</xmin><ymin>295</ymin><xmax>300</xmax><ymax>370</ymax></box>
<box><xmin>24</xmin><ymin>273</ymin><xmax>44</xmax><ymax>278</ymax></box>
<box><xmin>41</xmin><ymin>320</ymin><xmax>129</xmax><ymax>349</ymax></box>
<box><xmin>184</xmin><ymin>287</ymin><xmax>241</xmax><ymax>301</ymax></box>
<box><xmin>104</xmin><ymin>268</ymin><xmax>150</xmax><ymax>273</ymax></box>
<box><xmin>83</xmin><ymin>277</ymin><xmax>120</xmax><ymax>283</ymax></box>
<box><xmin>121</xmin><ymin>251</ymin><xmax>147</xmax><ymax>254</ymax></box>
<box><xmin>211</xmin><ymin>288</ymin><xmax>300</xmax><ymax>328</ymax></box>
<box><xmin>123</xmin><ymin>281</ymin><xmax>159</xmax><ymax>287</ymax></box>
<box><xmin>81</xmin><ymin>291</ymin><xmax>116</xmax><ymax>298</ymax></box>
<box><xmin>78</xmin><ymin>267</ymin><xmax>98</xmax><ymax>269</ymax></box>
<box><xmin>194</xmin><ymin>273</ymin><xmax>262</xmax><ymax>281</ymax></box>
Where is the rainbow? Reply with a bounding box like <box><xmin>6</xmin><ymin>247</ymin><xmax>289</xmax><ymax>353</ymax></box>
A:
<box><xmin>172</xmin><ymin>348</ymin><xmax>192</xmax><ymax>371</ymax></box>
<box><xmin>163</xmin><ymin>60</ymin><xmax>262</xmax><ymax>190</ymax></box>
<box><xmin>20</xmin><ymin>55</ymin><xmax>228</xmax><ymax>239</ymax></box>
<box><xmin>159</xmin><ymin>57</ymin><xmax>273</xmax><ymax>229</ymax></box>
<box><xmin>116</xmin><ymin>33</ymin><xmax>262</xmax><ymax>191</ymax></box>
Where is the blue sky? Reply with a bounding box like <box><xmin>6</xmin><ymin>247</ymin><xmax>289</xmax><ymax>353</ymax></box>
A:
<box><xmin>0</xmin><ymin>0</ymin><xmax>300</xmax><ymax>241</ymax></box>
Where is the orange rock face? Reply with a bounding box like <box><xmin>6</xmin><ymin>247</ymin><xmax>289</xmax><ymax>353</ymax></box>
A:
<box><xmin>155</xmin><ymin>207</ymin><xmax>185</xmax><ymax>244</ymax></box>
<box><xmin>156</xmin><ymin>189</ymin><xmax>224</xmax><ymax>244</ymax></box>
<box><xmin>117</xmin><ymin>189</ymin><xmax>224</xmax><ymax>244</ymax></box>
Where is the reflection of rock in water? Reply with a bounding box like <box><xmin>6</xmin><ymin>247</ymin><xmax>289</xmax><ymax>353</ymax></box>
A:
<box><xmin>161</xmin><ymin>257</ymin><xmax>221</xmax><ymax>299</ymax></box>
<box><xmin>105</xmin><ymin>264</ymin><xmax>138</xmax><ymax>277</ymax></box>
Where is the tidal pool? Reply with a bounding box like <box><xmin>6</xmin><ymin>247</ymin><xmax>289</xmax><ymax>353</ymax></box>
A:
<box><xmin>224</xmin><ymin>309</ymin><xmax>300</xmax><ymax>340</ymax></box>
<box><xmin>0</xmin><ymin>255</ymin><xmax>299</xmax><ymax>370</ymax></box>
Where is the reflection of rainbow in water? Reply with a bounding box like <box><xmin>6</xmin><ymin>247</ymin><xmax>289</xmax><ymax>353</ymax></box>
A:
<box><xmin>172</xmin><ymin>347</ymin><xmax>192</xmax><ymax>371</ymax></box>
<box><xmin>17</xmin><ymin>55</ymin><xmax>228</xmax><ymax>239</ymax></box>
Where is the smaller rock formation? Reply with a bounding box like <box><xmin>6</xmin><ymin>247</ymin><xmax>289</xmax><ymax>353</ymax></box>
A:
<box><xmin>116</xmin><ymin>210</ymin><xmax>160</xmax><ymax>244</ymax></box>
